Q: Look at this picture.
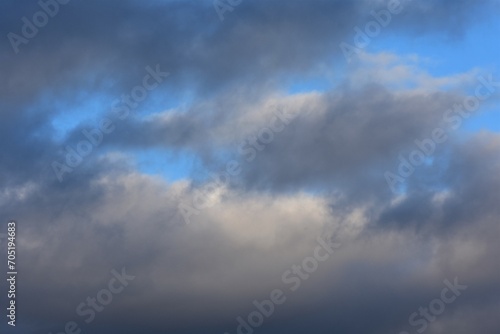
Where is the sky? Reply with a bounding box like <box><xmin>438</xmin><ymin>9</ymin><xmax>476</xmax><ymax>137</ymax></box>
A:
<box><xmin>0</xmin><ymin>0</ymin><xmax>500</xmax><ymax>333</ymax></box>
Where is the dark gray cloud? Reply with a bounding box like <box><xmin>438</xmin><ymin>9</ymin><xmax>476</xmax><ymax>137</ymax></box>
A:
<box><xmin>2</xmin><ymin>137</ymin><xmax>500</xmax><ymax>334</ymax></box>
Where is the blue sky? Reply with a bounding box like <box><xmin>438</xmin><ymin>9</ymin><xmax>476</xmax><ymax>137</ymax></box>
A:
<box><xmin>46</xmin><ymin>5</ymin><xmax>500</xmax><ymax>183</ymax></box>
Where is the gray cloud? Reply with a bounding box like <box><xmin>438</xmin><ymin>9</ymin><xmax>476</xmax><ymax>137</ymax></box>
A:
<box><xmin>0</xmin><ymin>0</ymin><xmax>499</xmax><ymax>333</ymax></box>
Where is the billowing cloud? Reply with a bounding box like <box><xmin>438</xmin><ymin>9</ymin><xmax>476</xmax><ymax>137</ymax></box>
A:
<box><xmin>0</xmin><ymin>1</ymin><xmax>499</xmax><ymax>334</ymax></box>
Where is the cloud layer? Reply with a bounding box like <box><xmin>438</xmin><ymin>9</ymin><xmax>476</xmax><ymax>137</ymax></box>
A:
<box><xmin>0</xmin><ymin>1</ymin><xmax>499</xmax><ymax>333</ymax></box>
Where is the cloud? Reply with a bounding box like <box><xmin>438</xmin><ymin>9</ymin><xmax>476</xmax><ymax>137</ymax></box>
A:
<box><xmin>0</xmin><ymin>0</ymin><xmax>499</xmax><ymax>333</ymax></box>
<box><xmin>3</xmin><ymin>133</ymin><xmax>500</xmax><ymax>334</ymax></box>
